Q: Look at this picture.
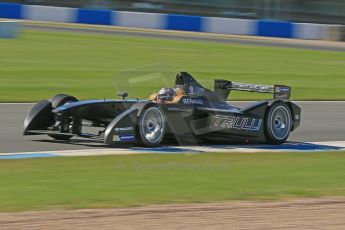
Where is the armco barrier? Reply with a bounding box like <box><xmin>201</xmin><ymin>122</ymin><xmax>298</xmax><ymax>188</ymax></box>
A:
<box><xmin>341</xmin><ymin>26</ymin><xmax>345</xmax><ymax>41</ymax></box>
<box><xmin>293</xmin><ymin>23</ymin><xmax>325</xmax><ymax>40</ymax></box>
<box><xmin>204</xmin><ymin>17</ymin><xmax>255</xmax><ymax>35</ymax></box>
<box><xmin>256</xmin><ymin>20</ymin><xmax>293</xmax><ymax>38</ymax></box>
<box><xmin>323</xmin><ymin>25</ymin><xmax>343</xmax><ymax>41</ymax></box>
<box><xmin>165</xmin><ymin>14</ymin><xmax>202</xmax><ymax>32</ymax></box>
<box><xmin>116</xmin><ymin>11</ymin><xmax>164</xmax><ymax>29</ymax></box>
<box><xmin>76</xmin><ymin>8</ymin><xmax>112</xmax><ymax>25</ymax></box>
<box><xmin>0</xmin><ymin>2</ymin><xmax>22</xmax><ymax>19</ymax></box>
<box><xmin>0</xmin><ymin>2</ymin><xmax>342</xmax><ymax>41</ymax></box>
<box><xmin>23</xmin><ymin>5</ymin><xmax>75</xmax><ymax>23</ymax></box>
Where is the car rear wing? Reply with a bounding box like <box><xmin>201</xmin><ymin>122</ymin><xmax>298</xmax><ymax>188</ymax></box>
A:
<box><xmin>214</xmin><ymin>79</ymin><xmax>291</xmax><ymax>100</ymax></box>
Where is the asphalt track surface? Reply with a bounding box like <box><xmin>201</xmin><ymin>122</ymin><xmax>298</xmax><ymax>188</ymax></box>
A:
<box><xmin>0</xmin><ymin>102</ymin><xmax>344</xmax><ymax>154</ymax></box>
<box><xmin>23</xmin><ymin>23</ymin><xmax>345</xmax><ymax>52</ymax></box>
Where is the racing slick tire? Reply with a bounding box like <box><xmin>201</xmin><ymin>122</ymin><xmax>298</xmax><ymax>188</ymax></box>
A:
<box><xmin>49</xmin><ymin>94</ymin><xmax>78</xmax><ymax>109</ymax></box>
<box><xmin>48</xmin><ymin>94</ymin><xmax>78</xmax><ymax>140</ymax></box>
<box><xmin>265</xmin><ymin>102</ymin><xmax>292</xmax><ymax>145</ymax></box>
<box><xmin>138</xmin><ymin>105</ymin><xmax>166</xmax><ymax>147</ymax></box>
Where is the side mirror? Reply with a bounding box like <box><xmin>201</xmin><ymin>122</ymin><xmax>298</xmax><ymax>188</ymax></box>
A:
<box><xmin>117</xmin><ymin>92</ymin><xmax>128</xmax><ymax>100</ymax></box>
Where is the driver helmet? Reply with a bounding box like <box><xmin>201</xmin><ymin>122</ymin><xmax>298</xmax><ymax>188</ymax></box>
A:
<box><xmin>156</xmin><ymin>88</ymin><xmax>176</xmax><ymax>103</ymax></box>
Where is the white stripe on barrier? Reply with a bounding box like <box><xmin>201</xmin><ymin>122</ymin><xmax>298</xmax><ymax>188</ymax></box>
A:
<box><xmin>115</xmin><ymin>11</ymin><xmax>165</xmax><ymax>29</ymax></box>
<box><xmin>294</xmin><ymin>23</ymin><xmax>325</xmax><ymax>40</ymax></box>
<box><xmin>203</xmin><ymin>17</ymin><xmax>255</xmax><ymax>35</ymax></box>
<box><xmin>23</xmin><ymin>5</ymin><xmax>75</xmax><ymax>23</ymax></box>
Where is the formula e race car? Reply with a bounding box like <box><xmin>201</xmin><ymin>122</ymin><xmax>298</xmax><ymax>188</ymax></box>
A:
<box><xmin>23</xmin><ymin>72</ymin><xmax>301</xmax><ymax>146</ymax></box>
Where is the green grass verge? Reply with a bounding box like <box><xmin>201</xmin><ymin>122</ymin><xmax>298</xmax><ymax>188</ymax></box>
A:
<box><xmin>0</xmin><ymin>151</ymin><xmax>345</xmax><ymax>211</ymax></box>
<box><xmin>0</xmin><ymin>30</ymin><xmax>344</xmax><ymax>102</ymax></box>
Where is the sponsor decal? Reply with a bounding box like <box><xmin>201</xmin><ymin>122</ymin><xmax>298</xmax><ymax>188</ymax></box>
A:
<box><xmin>182</xmin><ymin>98</ymin><xmax>204</xmax><ymax>105</ymax></box>
<box><xmin>113</xmin><ymin>134</ymin><xmax>135</xmax><ymax>141</ymax></box>
<box><xmin>119</xmin><ymin>135</ymin><xmax>135</xmax><ymax>141</ymax></box>
<box><xmin>114</xmin><ymin>127</ymin><xmax>134</xmax><ymax>132</ymax></box>
<box><xmin>275</xmin><ymin>86</ymin><xmax>290</xmax><ymax>93</ymax></box>
<box><xmin>213</xmin><ymin>115</ymin><xmax>262</xmax><ymax>131</ymax></box>
<box><xmin>188</xmin><ymin>85</ymin><xmax>194</xmax><ymax>94</ymax></box>
<box><xmin>188</xmin><ymin>85</ymin><xmax>204</xmax><ymax>96</ymax></box>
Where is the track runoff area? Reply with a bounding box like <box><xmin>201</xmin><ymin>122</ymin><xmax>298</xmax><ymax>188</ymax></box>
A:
<box><xmin>0</xmin><ymin>101</ymin><xmax>344</xmax><ymax>159</ymax></box>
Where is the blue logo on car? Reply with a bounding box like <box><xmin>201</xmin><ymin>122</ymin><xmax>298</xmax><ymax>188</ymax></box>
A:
<box><xmin>119</xmin><ymin>135</ymin><xmax>135</xmax><ymax>141</ymax></box>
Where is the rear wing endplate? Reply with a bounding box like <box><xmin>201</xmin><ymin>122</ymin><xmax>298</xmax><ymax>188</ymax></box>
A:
<box><xmin>214</xmin><ymin>79</ymin><xmax>291</xmax><ymax>100</ymax></box>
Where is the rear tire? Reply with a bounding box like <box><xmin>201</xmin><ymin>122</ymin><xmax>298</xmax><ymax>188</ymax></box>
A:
<box><xmin>265</xmin><ymin>102</ymin><xmax>292</xmax><ymax>145</ymax></box>
<box><xmin>138</xmin><ymin>105</ymin><xmax>166</xmax><ymax>147</ymax></box>
<box><xmin>48</xmin><ymin>94</ymin><xmax>78</xmax><ymax>140</ymax></box>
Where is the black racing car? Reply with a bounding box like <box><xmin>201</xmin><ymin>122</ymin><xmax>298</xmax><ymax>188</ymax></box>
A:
<box><xmin>23</xmin><ymin>72</ymin><xmax>301</xmax><ymax>146</ymax></box>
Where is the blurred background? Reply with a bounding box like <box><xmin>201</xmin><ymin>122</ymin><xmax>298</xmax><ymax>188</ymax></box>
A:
<box><xmin>2</xmin><ymin>0</ymin><xmax>345</xmax><ymax>24</ymax></box>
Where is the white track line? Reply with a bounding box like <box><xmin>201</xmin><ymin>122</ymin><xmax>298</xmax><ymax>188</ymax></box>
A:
<box><xmin>1</xmin><ymin>141</ymin><xmax>345</xmax><ymax>158</ymax></box>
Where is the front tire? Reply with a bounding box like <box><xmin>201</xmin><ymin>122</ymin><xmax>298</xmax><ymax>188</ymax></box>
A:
<box><xmin>138</xmin><ymin>105</ymin><xmax>166</xmax><ymax>147</ymax></box>
<box><xmin>265</xmin><ymin>102</ymin><xmax>292</xmax><ymax>145</ymax></box>
<box><xmin>49</xmin><ymin>94</ymin><xmax>78</xmax><ymax>109</ymax></box>
<box><xmin>48</xmin><ymin>94</ymin><xmax>79</xmax><ymax>140</ymax></box>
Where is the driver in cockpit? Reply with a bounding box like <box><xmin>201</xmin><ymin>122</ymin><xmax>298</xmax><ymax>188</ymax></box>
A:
<box><xmin>155</xmin><ymin>88</ymin><xmax>176</xmax><ymax>104</ymax></box>
<box><xmin>153</xmin><ymin>86</ymin><xmax>186</xmax><ymax>104</ymax></box>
